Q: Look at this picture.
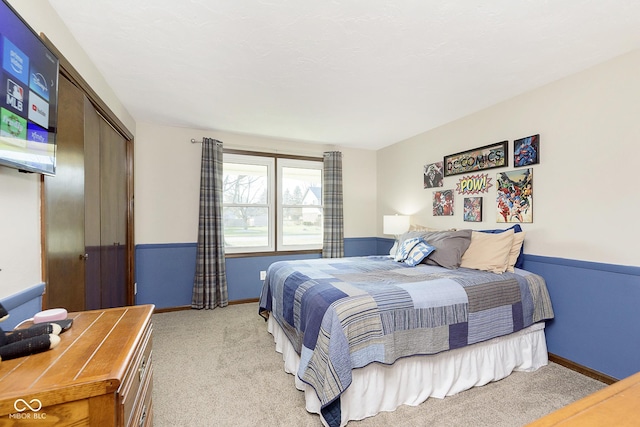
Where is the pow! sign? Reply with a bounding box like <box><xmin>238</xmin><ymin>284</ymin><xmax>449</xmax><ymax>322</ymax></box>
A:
<box><xmin>456</xmin><ymin>173</ymin><xmax>492</xmax><ymax>195</ymax></box>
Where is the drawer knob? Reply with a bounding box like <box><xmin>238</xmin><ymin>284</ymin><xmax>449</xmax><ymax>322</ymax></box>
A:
<box><xmin>138</xmin><ymin>357</ymin><xmax>147</xmax><ymax>382</ymax></box>
<box><xmin>139</xmin><ymin>405</ymin><xmax>147</xmax><ymax>427</ymax></box>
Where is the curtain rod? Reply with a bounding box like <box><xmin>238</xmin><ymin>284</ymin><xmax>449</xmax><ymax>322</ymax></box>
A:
<box><xmin>189</xmin><ymin>138</ymin><xmax>331</xmax><ymax>157</ymax></box>
<box><xmin>190</xmin><ymin>138</ymin><xmax>222</xmax><ymax>145</ymax></box>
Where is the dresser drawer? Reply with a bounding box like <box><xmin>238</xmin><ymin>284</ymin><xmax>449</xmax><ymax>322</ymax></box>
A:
<box><xmin>119</xmin><ymin>321</ymin><xmax>153</xmax><ymax>426</ymax></box>
<box><xmin>131</xmin><ymin>364</ymin><xmax>153</xmax><ymax>427</ymax></box>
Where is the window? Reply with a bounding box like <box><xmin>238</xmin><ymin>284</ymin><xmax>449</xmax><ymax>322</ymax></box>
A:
<box><xmin>278</xmin><ymin>159</ymin><xmax>323</xmax><ymax>251</ymax></box>
<box><xmin>223</xmin><ymin>153</ymin><xmax>323</xmax><ymax>254</ymax></box>
<box><xmin>222</xmin><ymin>154</ymin><xmax>273</xmax><ymax>252</ymax></box>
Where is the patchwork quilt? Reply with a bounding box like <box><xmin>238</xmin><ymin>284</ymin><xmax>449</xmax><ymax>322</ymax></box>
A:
<box><xmin>258</xmin><ymin>256</ymin><xmax>554</xmax><ymax>426</ymax></box>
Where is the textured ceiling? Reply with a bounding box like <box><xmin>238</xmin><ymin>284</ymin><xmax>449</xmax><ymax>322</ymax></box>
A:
<box><xmin>49</xmin><ymin>0</ymin><xmax>640</xmax><ymax>150</ymax></box>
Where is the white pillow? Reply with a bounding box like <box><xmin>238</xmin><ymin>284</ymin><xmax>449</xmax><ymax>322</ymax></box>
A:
<box><xmin>460</xmin><ymin>229</ymin><xmax>515</xmax><ymax>274</ymax></box>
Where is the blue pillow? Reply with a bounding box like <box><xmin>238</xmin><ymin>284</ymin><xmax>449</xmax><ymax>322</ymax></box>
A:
<box><xmin>404</xmin><ymin>242</ymin><xmax>436</xmax><ymax>267</ymax></box>
<box><xmin>479</xmin><ymin>224</ymin><xmax>524</xmax><ymax>268</ymax></box>
<box><xmin>394</xmin><ymin>237</ymin><xmax>424</xmax><ymax>262</ymax></box>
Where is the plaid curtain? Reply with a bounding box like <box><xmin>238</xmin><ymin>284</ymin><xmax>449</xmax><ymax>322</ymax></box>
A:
<box><xmin>322</xmin><ymin>151</ymin><xmax>344</xmax><ymax>258</ymax></box>
<box><xmin>192</xmin><ymin>138</ymin><xmax>228</xmax><ymax>309</ymax></box>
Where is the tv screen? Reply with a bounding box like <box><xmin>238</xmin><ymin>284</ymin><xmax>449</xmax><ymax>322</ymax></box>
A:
<box><xmin>0</xmin><ymin>0</ymin><xmax>59</xmax><ymax>175</ymax></box>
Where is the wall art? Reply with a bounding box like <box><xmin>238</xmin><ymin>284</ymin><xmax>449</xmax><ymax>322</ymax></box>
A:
<box><xmin>463</xmin><ymin>197</ymin><xmax>483</xmax><ymax>222</ymax></box>
<box><xmin>456</xmin><ymin>173</ymin><xmax>492</xmax><ymax>194</ymax></box>
<box><xmin>433</xmin><ymin>189</ymin><xmax>454</xmax><ymax>216</ymax></box>
<box><xmin>496</xmin><ymin>168</ymin><xmax>533</xmax><ymax>223</ymax></box>
<box><xmin>514</xmin><ymin>134</ymin><xmax>540</xmax><ymax>167</ymax></box>
<box><xmin>423</xmin><ymin>161</ymin><xmax>444</xmax><ymax>188</ymax></box>
<box><xmin>444</xmin><ymin>141</ymin><xmax>508</xmax><ymax>177</ymax></box>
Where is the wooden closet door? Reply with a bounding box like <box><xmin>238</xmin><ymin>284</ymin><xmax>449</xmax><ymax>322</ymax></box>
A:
<box><xmin>42</xmin><ymin>38</ymin><xmax>134</xmax><ymax>311</ymax></box>
<box><xmin>44</xmin><ymin>76</ymin><xmax>86</xmax><ymax>312</ymax></box>
<box><xmin>45</xmin><ymin>79</ymin><xmax>130</xmax><ymax>310</ymax></box>
<box><xmin>99</xmin><ymin>118</ymin><xmax>128</xmax><ymax>308</ymax></box>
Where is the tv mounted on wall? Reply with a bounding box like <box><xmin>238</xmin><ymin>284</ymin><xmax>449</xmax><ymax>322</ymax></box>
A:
<box><xmin>0</xmin><ymin>0</ymin><xmax>59</xmax><ymax>176</ymax></box>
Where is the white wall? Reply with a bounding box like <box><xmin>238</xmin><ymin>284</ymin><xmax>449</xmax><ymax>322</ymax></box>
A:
<box><xmin>134</xmin><ymin>123</ymin><xmax>377</xmax><ymax>244</ymax></box>
<box><xmin>0</xmin><ymin>0</ymin><xmax>134</xmax><ymax>298</ymax></box>
<box><xmin>0</xmin><ymin>169</ymin><xmax>41</xmax><ymax>297</ymax></box>
<box><xmin>377</xmin><ymin>49</ymin><xmax>640</xmax><ymax>267</ymax></box>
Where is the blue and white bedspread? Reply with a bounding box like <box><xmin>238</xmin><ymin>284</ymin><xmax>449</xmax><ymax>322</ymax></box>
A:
<box><xmin>258</xmin><ymin>256</ymin><xmax>554</xmax><ymax>425</ymax></box>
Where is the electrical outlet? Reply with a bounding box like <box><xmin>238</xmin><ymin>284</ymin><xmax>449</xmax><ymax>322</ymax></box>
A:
<box><xmin>260</xmin><ymin>271</ymin><xmax>267</xmax><ymax>280</ymax></box>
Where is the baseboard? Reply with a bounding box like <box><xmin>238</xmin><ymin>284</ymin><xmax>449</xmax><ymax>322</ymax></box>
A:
<box><xmin>228</xmin><ymin>298</ymin><xmax>259</xmax><ymax>305</ymax></box>
<box><xmin>548</xmin><ymin>353</ymin><xmax>618</xmax><ymax>385</ymax></box>
<box><xmin>153</xmin><ymin>305</ymin><xmax>191</xmax><ymax>313</ymax></box>
<box><xmin>152</xmin><ymin>298</ymin><xmax>259</xmax><ymax>314</ymax></box>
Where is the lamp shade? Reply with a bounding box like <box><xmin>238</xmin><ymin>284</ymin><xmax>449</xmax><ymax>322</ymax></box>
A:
<box><xmin>383</xmin><ymin>215</ymin><xmax>410</xmax><ymax>235</ymax></box>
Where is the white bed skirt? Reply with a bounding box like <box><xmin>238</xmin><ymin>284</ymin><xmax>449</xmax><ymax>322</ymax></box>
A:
<box><xmin>267</xmin><ymin>316</ymin><xmax>548</xmax><ymax>427</ymax></box>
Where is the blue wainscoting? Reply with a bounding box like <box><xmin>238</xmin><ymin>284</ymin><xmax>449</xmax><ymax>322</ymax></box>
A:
<box><xmin>135</xmin><ymin>243</ymin><xmax>198</xmax><ymax>309</ymax></box>
<box><xmin>523</xmin><ymin>255</ymin><xmax>640</xmax><ymax>381</ymax></box>
<box><xmin>135</xmin><ymin>238</ymin><xmax>639</xmax><ymax>381</ymax></box>
<box><xmin>0</xmin><ymin>282</ymin><xmax>45</xmax><ymax>329</ymax></box>
<box><xmin>135</xmin><ymin>237</ymin><xmax>383</xmax><ymax>309</ymax></box>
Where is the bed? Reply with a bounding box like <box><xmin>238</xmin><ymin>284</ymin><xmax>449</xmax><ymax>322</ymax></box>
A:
<box><xmin>258</xmin><ymin>228</ymin><xmax>554</xmax><ymax>427</ymax></box>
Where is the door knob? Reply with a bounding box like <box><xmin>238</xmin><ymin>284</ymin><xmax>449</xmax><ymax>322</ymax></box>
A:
<box><xmin>79</xmin><ymin>253</ymin><xmax>89</xmax><ymax>260</ymax></box>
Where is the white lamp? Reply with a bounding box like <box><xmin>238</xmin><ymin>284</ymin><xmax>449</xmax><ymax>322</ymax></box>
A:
<box><xmin>383</xmin><ymin>214</ymin><xmax>410</xmax><ymax>256</ymax></box>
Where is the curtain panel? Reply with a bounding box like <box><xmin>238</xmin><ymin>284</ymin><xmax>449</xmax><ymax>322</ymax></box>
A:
<box><xmin>322</xmin><ymin>151</ymin><xmax>344</xmax><ymax>258</ymax></box>
<box><xmin>192</xmin><ymin>138</ymin><xmax>228</xmax><ymax>309</ymax></box>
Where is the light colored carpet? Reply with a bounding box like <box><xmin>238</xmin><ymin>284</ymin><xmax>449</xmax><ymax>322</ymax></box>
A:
<box><xmin>151</xmin><ymin>302</ymin><xmax>605</xmax><ymax>427</ymax></box>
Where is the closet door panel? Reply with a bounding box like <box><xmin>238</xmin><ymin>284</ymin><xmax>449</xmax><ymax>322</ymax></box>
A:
<box><xmin>100</xmin><ymin>118</ymin><xmax>128</xmax><ymax>308</ymax></box>
<box><xmin>84</xmin><ymin>99</ymin><xmax>102</xmax><ymax>310</ymax></box>
<box><xmin>44</xmin><ymin>76</ymin><xmax>85</xmax><ymax>311</ymax></box>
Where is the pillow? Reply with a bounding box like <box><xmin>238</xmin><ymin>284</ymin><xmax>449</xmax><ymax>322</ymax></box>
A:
<box><xmin>460</xmin><ymin>229</ymin><xmax>514</xmax><ymax>274</ymax></box>
<box><xmin>409</xmin><ymin>224</ymin><xmax>457</xmax><ymax>232</ymax></box>
<box><xmin>404</xmin><ymin>241</ymin><xmax>436</xmax><ymax>267</ymax></box>
<box><xmin>398</xmin><ymin>229</ymin><xmax>472</xmax><ymax>269</ymax></box>
<box><xmin>479</xmin><ymin>224</ymin><xmax>525</xmax><ymax>268</ymax></box>
<box><xmin>394</xmin><ymin>237</ymin><xmax>424</xmax><ymax>262</ymax></box>
<box><xmin>506</xmin><ymin>231</ymin><xmax>526</xmax><ymax>272</ymax></box>
<box><xmin>388</xmin><ymin>241</ymin><xmax>399</xmax><ymax>257</ymax></box>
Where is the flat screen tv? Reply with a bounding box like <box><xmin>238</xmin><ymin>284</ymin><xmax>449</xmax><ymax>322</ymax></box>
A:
<box><xmin>0</xmin><ymin>0</ymin><xmax>59</xmax><ymax>175</ymax></box>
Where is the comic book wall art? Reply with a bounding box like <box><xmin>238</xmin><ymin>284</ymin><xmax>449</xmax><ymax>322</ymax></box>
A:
<box><xmin>456</xmin><ymin>173</ymin><xmax>492</xmax><ymax>195</ymax></box>
<box><xmin>496</xmin><ymin>168</ymin><xmax>533</xmax><ymax>223</ymax></box>
<box><xmin>464</xmin><ymin>197</ymin><xmax>483</xmax><ymax>222</ymax></box>
<box><xmin>424</xmin><ymin>161</ymin><xmax>444</xmax><ymax>188</ymax></box>
<box><xmin>444</xmin><ymin>141</ymin><xmax>508</xmax><ymax>177</ymax></box>
<box><xmin>514</xmin><ymin>134</ymin><xmax>540</xmax><ymax>167</ymax></box>
<box><xmin>433</xmin><ymin>189</ymin><xmax>454</xmax><ymax>216</ymax></box>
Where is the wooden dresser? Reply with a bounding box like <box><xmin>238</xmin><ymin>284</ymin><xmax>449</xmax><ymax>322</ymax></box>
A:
<box><xmin>527</xmin><ymin>370</ymin><xmax>639</xmax><ymax>426</ymax></box>
<box><xmin>0</xmin><ymin>305</ymin><xmax>154</xmax><ymax>426</ymax></box>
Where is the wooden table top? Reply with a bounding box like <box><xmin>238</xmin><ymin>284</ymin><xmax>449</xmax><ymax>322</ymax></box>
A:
<box><xmin>0</xmin><ymin>305</ymin><xmax>154</xmax><ymax>416</ymax></box>
<box><xmin>527</xmin><ymin>369</ymin><xmax>640</xmax><ymax>426</ymax></box>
